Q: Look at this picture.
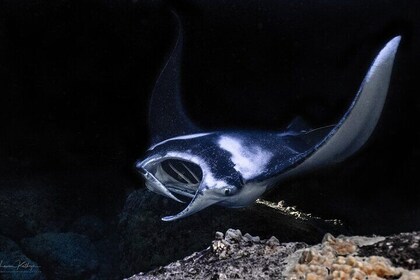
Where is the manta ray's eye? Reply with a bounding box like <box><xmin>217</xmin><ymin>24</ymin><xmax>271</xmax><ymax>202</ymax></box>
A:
<box><xmin>223</xmin><ymin>186</ymin><xmax>238</xmax><ymax>196</ymax></box>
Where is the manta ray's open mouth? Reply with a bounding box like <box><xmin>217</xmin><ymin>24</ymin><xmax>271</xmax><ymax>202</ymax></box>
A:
<box><xmin>137</xmin><ymin>156</ymin><xmax>223</xmax><ymax>221</ymax></box>
<box><xmin>158</xmin><ymin>159</ymin><xmax>203</xmax><ymax>199</ymax></box>
<box><xmin>138</xmin><ymin>158</ymin><xmax>203</xmax><ymax>203</ymax></box>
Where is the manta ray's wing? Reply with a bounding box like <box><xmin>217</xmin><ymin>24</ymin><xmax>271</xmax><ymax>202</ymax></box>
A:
<box><xmin>148</xmin><ymin>13</ymin><xmax>200</xmax><ymax>145</ymax></box>
<box><xmin>278</xmin><ymin>36</ymin><xmax>401</xmax><ymax>180</ymax></box>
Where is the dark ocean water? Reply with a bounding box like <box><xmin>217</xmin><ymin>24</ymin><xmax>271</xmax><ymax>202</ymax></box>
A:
<box><xmin>0</xmin><ymin>1</ymin><xmax>418</xmax><ymax>279</ymax></box>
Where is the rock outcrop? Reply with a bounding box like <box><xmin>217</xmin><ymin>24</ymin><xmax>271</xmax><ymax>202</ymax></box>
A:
<box><xmin>127</xmin><ymin>230</ymin><xmax>420</xmax><ymax>280</ymax></box>
<box><xmin>21</xmin><ymin>232</ymin><xmax>99</xmax><ymax>280</ymax></box>
<box><xmin>119</xmin><ymin>189</ymin><xmax>347</xmax><ymax>276</ymax></box>
<box><xmin>0</xmin><ymin>235</ymin><xmax>45</xmax><ymax>280</ymax></box>
<box><xmin>0</xmin><ymin>184</ymin><xmax>64</xmax><ymax>239</ymax></box>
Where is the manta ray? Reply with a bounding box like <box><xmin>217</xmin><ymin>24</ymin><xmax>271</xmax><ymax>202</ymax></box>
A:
<box><xmin>135</xmin><ymin>17</ymin><xmax>401</xmax><ymax>221</ymax></box>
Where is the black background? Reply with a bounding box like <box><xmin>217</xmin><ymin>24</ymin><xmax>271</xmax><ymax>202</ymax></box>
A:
<box><xmin>0</xmin><ymin>0</ymin><xmax>418</xmax><ymax>233</ymax></box>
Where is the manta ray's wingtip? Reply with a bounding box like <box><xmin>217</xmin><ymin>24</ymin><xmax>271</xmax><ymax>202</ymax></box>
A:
<box><xmin>392</xmin><ymin>35</ymin><xmax>401</xmax><ymax>43</ymax></box>
<box><xmin>380</xmin><ymin>35</ymin><xmax>401</xmax><ymax>58</ymax></box>
<box><xmin>364</xmin><ymin>35</ymin><xmax>401</xmax><ymax>86</ymax></box>
<box><xmin>386</xmin><ymin>35</ymin><xmax>401</xmax><ymax>51</ymax></box>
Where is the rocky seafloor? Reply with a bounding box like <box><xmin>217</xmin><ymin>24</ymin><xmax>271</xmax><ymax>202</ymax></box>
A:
<box><xmin>118</xmin><ymin>188</ymin><xmax>348</xmax><ymax>276</ymax></box>
<box><xmin>0</xmin><ymin>181</ymin><xmax>121</xmax><ymax>280</ymax></box>
<box><xmin>127</xmin><ymin>229</ymin><xmax>420</xmax><ymax>280</ymax></box>
<box><xmin>1</xmin><ymin>185</ymin><xmax>419</xmax><ymax>280</ymax></box>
